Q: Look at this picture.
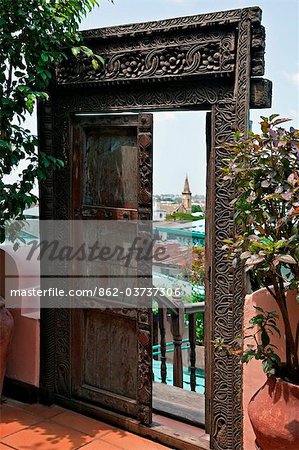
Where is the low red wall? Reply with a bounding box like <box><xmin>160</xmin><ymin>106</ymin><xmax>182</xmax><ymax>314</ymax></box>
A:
<box><xmin>243</xmin><ymin>288</ymin><xmax>298</xmax><ymax>450</ymax></box>
<box><xmin>1</xmin><ymin>247</ymin><xmax>40</xmax><ymax>388</ymax></box>
<box><xmin>6</xmin><ymin>309</ymin><xmax>40</xmax><ymax>387</ymax></box>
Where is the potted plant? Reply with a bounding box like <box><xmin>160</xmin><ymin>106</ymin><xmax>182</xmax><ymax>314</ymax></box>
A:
<box><xmin>217</xmin><ymin>115</ymin><xmax>299</xmax><ymax>450</ymax></box>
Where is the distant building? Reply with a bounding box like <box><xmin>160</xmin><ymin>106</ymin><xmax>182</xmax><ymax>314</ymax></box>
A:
<box><xmin>153</xmin><ymin>175</ymin><xmax>199</xmax><ymax>220</ymax></box>
<box><xmin>154</xmin><ymin>219</ymin><xmax>205</xmax><ymax>247</ymax></box>
<box><xmin>182</xmin><ymin>174</ymin><xmax>192</xmax><ymax>213</ymax></box>
<box><xmin>174</xmin><ymin>174</ymin><xmax>192</xmax><ymax>214</ymax></box>
<box><xmin>153</xmin><ymin>199</ymin><xmax>167</xmax><ymax>221</ymax></box>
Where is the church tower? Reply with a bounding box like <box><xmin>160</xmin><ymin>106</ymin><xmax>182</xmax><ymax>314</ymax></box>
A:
<box><xmin>182</xmin><ymin>174</ymin><xmax>192</xmax><ymax>214</ymax></box>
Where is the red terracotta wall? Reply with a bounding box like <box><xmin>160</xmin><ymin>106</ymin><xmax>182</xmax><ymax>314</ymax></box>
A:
<box><xmin>243</xmin><ymin>288</ymin><xmax>299</xmax><ymax>450</ymax></box>
<box><xmin>1</xmin><ymin>248</ymin><xmax>40</xmax><ymax>388</ymax></box>
<box><xmin>6</xmin><ymin>310</ymin><xmax>40</xmax><ymax>387</ymax></box>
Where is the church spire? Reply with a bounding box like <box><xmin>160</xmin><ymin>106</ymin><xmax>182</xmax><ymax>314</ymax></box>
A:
<box><xmin>181</xmin><ymin>174</ymin><xmax>192</xmax><ymax>214</ymax></box>
<box><xmin>183</xmin><ymin>174</ymin><xmax>191</xmax><ymax>194</ymax></box>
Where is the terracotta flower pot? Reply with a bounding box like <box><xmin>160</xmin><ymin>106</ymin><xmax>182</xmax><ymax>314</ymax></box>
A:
<box><xmin>248</xmin><ymin>376</ymin><xmax>299</xmax><ymax>450</ymax></box>
<box><xmin>0</xmin><ymin>297</ymin><xmax>14</xmax><ymax>399</ymax></box>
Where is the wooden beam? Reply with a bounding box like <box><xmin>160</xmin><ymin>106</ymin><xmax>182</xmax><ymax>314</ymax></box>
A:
<box><xmin>250</xmin><ymin>78</ymin><xmax>272</xmax><ymax>109</ymax></box>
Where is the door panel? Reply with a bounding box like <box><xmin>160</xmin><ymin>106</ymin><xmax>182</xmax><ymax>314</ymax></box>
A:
<box><xmin>71</xmin><ymin>113</ymin><xmax>153</xmax><ymax>424</ymax></box>
<box><xmin>83</xmin><ymin>126</ymin><xmax>138</xmax><ymax>208</ymax></box>
<box><xmin>84</xmin><ymin>312</ymin><xmax>137</xmax><ymax>398</ymax></box>
<box><xmin>72</xmin><ymin>114</ymin><xmax>152</xmax><ymax>220</ymax></box>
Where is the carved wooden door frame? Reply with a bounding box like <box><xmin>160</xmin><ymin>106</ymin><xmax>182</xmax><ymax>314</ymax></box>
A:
<box><xmin>38</xmin><ymin>7</ymin><xmax>271</xmax><ymax>450</ymax></box>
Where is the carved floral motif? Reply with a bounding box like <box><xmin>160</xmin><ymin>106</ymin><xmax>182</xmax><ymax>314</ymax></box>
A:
<box><xmin>57</xmin><ymin>38</ymin><xmax>234</xmax><ymax>85</ymax></box>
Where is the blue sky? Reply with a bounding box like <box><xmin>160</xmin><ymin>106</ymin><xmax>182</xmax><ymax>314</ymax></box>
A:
<box><xmin>79</xmin><ymin>0</ymin><xmax>299</xmax><ymax>195</ymax></box>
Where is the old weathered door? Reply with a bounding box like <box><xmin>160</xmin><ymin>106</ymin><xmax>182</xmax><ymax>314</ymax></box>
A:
<box><xmin>71</xmin><ymin>113</ymin><xmax>153</xmax><ymax>424</ymax></box>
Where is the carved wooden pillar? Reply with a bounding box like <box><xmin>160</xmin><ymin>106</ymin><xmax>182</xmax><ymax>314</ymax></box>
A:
<box><xmin>188</xmin><ymin>313</ymin><xmax>197</xmax><ymax>392</ymax></box>
<box><xmin>158</xmin><ymin>308</ymin><xmax>167</xmax><ymax>384</ymax></box>
<box><xmin>153</xmin><ymin>313</ymin><xmax>159</xmax><ymax>361</ymax></box>
<box><xmin>38</xmin><ymin>100</ymin><xmax>56</xmax><ymax>406</ymax></box>
<box><xmin>171</xmin><ymin>308</ymin><xmax>184</xmax><ymax>388</ymax></box>
<box><xmin>209</xmin><ymin>10</ymin><xmax>252</xmax><ymax>449</ymax></box>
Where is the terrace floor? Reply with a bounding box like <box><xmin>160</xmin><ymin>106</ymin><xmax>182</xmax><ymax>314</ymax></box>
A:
<box><xmin>0</xmin><ymin>398</ymin><xmax>209</xmax><ymax>450</ymax></box>
<box><xmin>0</xmin><ymin>399</ymin><xmax>170</xmax><ymax>450</ymax></box>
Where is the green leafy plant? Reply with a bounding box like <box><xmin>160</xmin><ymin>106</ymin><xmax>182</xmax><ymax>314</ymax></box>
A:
<box><xmin>0</xmin><ymin>0</ymin><xmax>111</xmax><ymax>241</ymax></box>
<box><xmin>215</xmin><ymin>307</ymin><xmax>281</xmax><ymax>376</ymax></box>
<box><xmin>221</xmin><ymin>115</ymin><xmax>299</xmax><ymax>383</ymax></box>
<box><xmin>242</xmin><ymin>307</ymin><xmax>282</xmax><ymax>375</ymax></box>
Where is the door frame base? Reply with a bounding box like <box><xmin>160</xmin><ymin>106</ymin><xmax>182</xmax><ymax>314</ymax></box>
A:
<box><xmin>54</xmin><ymin>395</ymin><xmax>210</xmax><ymax>450</ymax></box>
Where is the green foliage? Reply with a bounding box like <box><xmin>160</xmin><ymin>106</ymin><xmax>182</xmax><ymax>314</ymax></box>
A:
<box><xmin>222</xmin><ymin>116</ymin><xmax>299</xmax><ymax>289</ymax></box>
<box><xmin>222</xmin><ymin>115</ymin><xmax>299</xmax><ymax>382</ymax></box>
<box><xmin>242</xmin><ymin>308</ymin><xmax>281</xmax><ymax>375</ymax></box>
<box><xmin>214</xmin><ymin>307</ymin><xmax>281</xmax><ymax>376</ymax></box>
<box><xmin>166</xmin><ymin>212</ymin><xmax>202</xmax><ymax>222</ymax></box>
<box><xmin>0</xmin><ymin>0</ymin><xmax>109</xmax><ymax>240</ymax></box>
<box><xmin>191</xmin><ymin>204</ymin><xmax>203</xmax><ymax>214</ymax></box>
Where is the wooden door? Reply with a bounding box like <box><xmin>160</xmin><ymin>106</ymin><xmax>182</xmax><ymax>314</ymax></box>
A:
<box><xmin>70</xmin><ymin>113</ymin><xmax>153</xmax><ymax>425</ymax></box>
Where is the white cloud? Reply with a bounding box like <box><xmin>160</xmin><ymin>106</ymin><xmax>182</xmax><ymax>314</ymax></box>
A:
<box><xmin>154</xmin><ymin>111</ymin><xmax>177</xmax><ymax>123</ymax></box>
<box><xmin>282</xmin><ymin>71</ymin><xmax>299</xmax><ymax>86</ymax></box>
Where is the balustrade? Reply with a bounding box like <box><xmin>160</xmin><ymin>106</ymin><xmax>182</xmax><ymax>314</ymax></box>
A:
<box><xmin>153</xmin><ymin>292</ymin><xmax>204</xmax><ymax>391</ymax></box>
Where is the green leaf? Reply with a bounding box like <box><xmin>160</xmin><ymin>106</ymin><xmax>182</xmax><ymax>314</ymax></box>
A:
<box><xmin>57</xmin><ymin>159</ymin><xmax>64</xmax><ymax>167</ymax></box>
<box><xmin>92</xmin><ymin>59</ymin><xmax>99</xmax><ymax>70</ymax></box>
<box><xmin>71</xmin><ymin>47</ymin><xmax>80</xmax><ymax>57</ymax></box>
<box><xmin>262</xmin><ymin>359</ymin><xmax>275</xmax><ymax>375</ymax></box>
<box><xmin>253</xmin><ymin>306</ymin><xmax>266</xmax><ymax>313</ymax></box>
<box><xmin>269</xmin><ymin>324</ymin><xmax>281</xmax><ymax>337</ymax></box>
<box><xmin>81</xmin><ymin>46</ymin><xmax>93</xmax><ymax>57</ymax></box>
<box><xmin>54</xmin><ymin>16</ymin><xmax>65</xmax><ymax>24</ymax></box>
<box><xmin>269</xmin><ymin>114</ymin><xmax>280</xmax><ymax>121</ymax></box>
<box><xmin>41</xmin><ymin>53</ymin><xmax>48</xmax><ymax>62</ymax></box>
<box><xmin>272</xmin><ymin>118</ymin><xmax>291</xmax><ymax>126</ymax></box>
<box><xmin>261</xmin><ymin>330</ymin><xmax>270</xmax><ymax>347</ymax></box>
<box><xmin>94</xmin><ymin>54</ymin><xmax>105</xmax><ymax>65</ymax></box>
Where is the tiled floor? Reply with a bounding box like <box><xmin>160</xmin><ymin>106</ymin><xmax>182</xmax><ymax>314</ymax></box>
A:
<box><xmin>0</xmin><ymin>399</ymin><xmax>170</xmax><ymax>450</ymax></box>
